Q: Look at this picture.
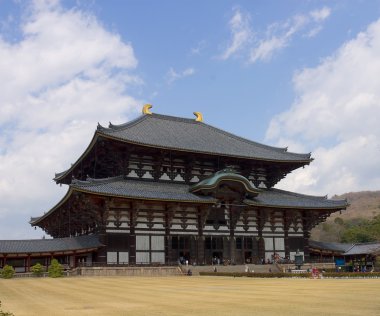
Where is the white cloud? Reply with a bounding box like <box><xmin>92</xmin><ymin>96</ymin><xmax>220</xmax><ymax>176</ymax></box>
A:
<box><xmin>190</xmin><ymin>40</ymin><xmax>206</xmax><ymax>56</ymax></box>
<box><xmin>250</xmin><ymin>10</ymin><xmax>328</xmax><ymax>63</ymax></box>
<box><xmin>266</xmin><ymin>18</ymin><xmax>380</xmax><ymax>195</ymax></box>
<box><xmin>220</xmin><ymin>6</ymin><xmax>331</xmax><ymax>63</ymax></box>
<box><xmin>310</xmin><ymin>7</ymin><xmax>331</xmax><ymax>22</ymax></box>
<box><xmin>0</xmin><ymin>1</ymin><xmax>141</xmax><ymax>238</ymax></box>
<box><xmin>220</xmin><ymin>8</ymin><xmax>253</xmax><ymax>60</ymax></box>
<box><xmin>166</xmin><ymin>67</ymin><xmax>195</xmax><ymax>84</ymax></box>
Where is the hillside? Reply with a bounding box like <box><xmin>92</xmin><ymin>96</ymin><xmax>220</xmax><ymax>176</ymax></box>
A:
<box><xmin>311</xmin><ymin>191</ymin><xmax>380</xmax><ymax>242</ymax></box>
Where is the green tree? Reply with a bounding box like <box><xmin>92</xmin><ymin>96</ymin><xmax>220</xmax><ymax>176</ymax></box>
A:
<box><xmin>334</xmin><ymin>217</ymin><xmax>344</xmax><ymax>226</ymax></box>
<box><xmin>31</xmin><ymin>262</ymin><xmax>44</xmax><ymax>277</ymax></box>
<box><xmin>341</xmin><ymin>228</ymin><xmax>374</xmax><ymax>243</ymax></box>
<box><xmin>340</xmin><ymin>216</ymin><xmax>380</xmax><ymax>243</ymax></box>
<box><xmin>0</xmin><ymin>265</ymin><xmax>15</xmax><ymax>279</ymax></box>
<box><xmin>48</xmin><ymin>259</ymin><xmax>63</xmax><ymax>278</ymax></box>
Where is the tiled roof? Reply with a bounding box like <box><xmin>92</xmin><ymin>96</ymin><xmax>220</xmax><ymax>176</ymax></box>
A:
<box><xmin>244</xmin><ymin>188</ymin><xmax>348</xmax><ymax>209</ymax></box>
<box><xmin>32</xmin><ymin>178</ymin><xmax>347</xmax><ymax>227</ymax></box>
<box><xmin>72</xmin><ymin>176</ymin><xmax>217</xmax><ymax>203</ymax></box>
<box><xmin>0</xmin><ymin>235</ymin><xmax>102</xmax><ymax>254</ymax></box>
<box><xmin>97</xmin><ymin>114</ymin><xmax>312</xmax><ymax>162</ymax></box>
<box><xmin>343</xmin><ymin>243</ymin><xmax>380</xmax><ymax>256</ymax></box>
<box><xmin>309</xmin><ymin>240</ymin><xmax>353</xmax><ymax>253</ymax></box>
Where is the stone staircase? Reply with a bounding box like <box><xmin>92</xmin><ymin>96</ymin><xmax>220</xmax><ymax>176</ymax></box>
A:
<box><xmin>181</xmin><ymin>264</ymin><xmax>280</xmax><ymax>276</ymax></box>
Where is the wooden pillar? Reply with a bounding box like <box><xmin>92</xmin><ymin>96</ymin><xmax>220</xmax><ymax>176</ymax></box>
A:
<box><xmin>229</xmin><ymin>207</ymin><xmax>236</xmax><ymax>264</ymax></box>
<box><xmin>302</xmin><ymin>211</ymin><xmax>312</xmax><ymax>261</ymax></box>
<box><xmin>96</xmin><ymin>199</ymin><xmax>110</xmax><ymax>264</ymax></box>
<box><xmin>257</xmin><ymin>209</ymin><xmax>266</xmax><ymax>261</ymax></box>
<box><xmin>165</xmin><ymin>205</ymin><xmax>173</xmax><ymax>264</ymax></box>
<box><xmin>190</xmin><ymin>236</ymin><xmax>197</xmax><ymax>264</ymax></box>
<box><xmin>197</xmin><ymin>236</ymin><xmax>205</xmax><ymax>265</ymax></box>
<box><xmin>197</xmin><ymin>207</ymin><xmax>207</xmax><ymax>265</ymax></box>
<box><xmin>26</xmin><ymin>254</ymin><xmax>31</xmax><ymax>272</ymax></box>
<box><xmin>284</xmin><ymin>210</ymin><xmax>291</xmax><ymax>259</ymax></box>
<box><xmin>129</xmin><ymin>207</ymin><xmax>137</xmax><ymax>265</ymax></box>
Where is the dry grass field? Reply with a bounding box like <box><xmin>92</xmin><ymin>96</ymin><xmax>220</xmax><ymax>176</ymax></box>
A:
<box><xmin>1</xmin><ymin>276</ymin><xmax>380</xmax><ymax>316</ymax></box>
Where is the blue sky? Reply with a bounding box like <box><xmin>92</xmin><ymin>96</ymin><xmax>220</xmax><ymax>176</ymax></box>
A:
<box><xmin>1</xmin><ymin>0</ymin><xmax>380</xmax><ymax>239</ymax></box>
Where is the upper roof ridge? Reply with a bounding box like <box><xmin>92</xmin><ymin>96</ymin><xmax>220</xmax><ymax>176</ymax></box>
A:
<box><xmin>101</xmin><ymin>112</ymin><xmax>309</xmax><ymax>158</ymax></box>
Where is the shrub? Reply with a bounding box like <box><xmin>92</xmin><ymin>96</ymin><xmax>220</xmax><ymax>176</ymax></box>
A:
<box><xmin>0</xmin><ymin>265</ymin><xmax>15</xmax><ymax>279</ymax></box>
<box><xmin>199</xmin><ymin>272</ymin><xmax>310</xmax><ymax>278</ymax></box>
<box><xmin>31</xmin><ymin>263</ymin><xmax>44</xmax><ymax>277</ymax></box>
<box><xmin>0</xmin><ymin>300</ymin><xmax>14</xmax><ymax>316</ymax></box>
<box><xmin>48</xmin><ymin>259</ymin><xmax>63</xmax><ymax>278</ymax></box>
<box><xmin>198</xmin><ymin>271</ymin><xmax>380</xmax><ymax>278</ymax></box>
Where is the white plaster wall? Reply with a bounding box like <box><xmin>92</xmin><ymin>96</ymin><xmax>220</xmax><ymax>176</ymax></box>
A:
<box><xmin>151</xmin><ymin>252</ymin><xmax>165</xmax><ymax>263</ymax></box>
<box><xmin>136</xmin><ymin>252</ymin><xmax>150</xmax><ymax>264</ymax></box>
<box><xmin>274</xmin><ymin>238</ymin><xmax>285</xmax><ymax>251</ymax></box>
<box><xmin>151</xmin><ymin>236</ymin><xmax>164</xmax><ymax>250</ymax></box>
<box><xmin>264</xmin><ymin>237</ymin><xmax>274</xmax><ymax>251</ymax></box>
<box><xmin>119</xmin><ymin>252</ymin><xmax>129</xmax><ymax>264</ymax></box>
<box><xmin>136</xmin><ymin>235</ymin><xmax>149</xmax><ymax>251</ymax></box>
<box><xmin>107</xmin><ymin>252</ymin><xmax>117</xmax><ymax>264</ymax></box>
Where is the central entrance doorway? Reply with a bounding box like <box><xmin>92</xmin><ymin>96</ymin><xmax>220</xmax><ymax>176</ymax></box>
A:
<box><xmin>205</xmin><ymin>236</ymin><xmax>224</xmax><ymax>264</ymax></box>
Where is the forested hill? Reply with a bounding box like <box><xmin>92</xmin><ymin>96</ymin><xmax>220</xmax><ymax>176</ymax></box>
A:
<box><xmin>311</xmin><ymin>191</ymin><xmax>380</xmax><ymax>243</ymax></box>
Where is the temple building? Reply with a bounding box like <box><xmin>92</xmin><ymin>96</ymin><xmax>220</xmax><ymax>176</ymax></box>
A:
<box><xmin>1</xmin><ymin>105</ymin><xmax>348</xmax><ymax>270</ymax></box>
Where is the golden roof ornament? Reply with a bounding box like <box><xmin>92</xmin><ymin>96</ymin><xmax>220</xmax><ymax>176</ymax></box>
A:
<box><xmin>193</xmin><ymin>111</ymin><xmax>203</xmax><ymax>122</ymax></box>
<box><xmin>142</xmin><ymin>104</ymin><xmax>153</xmax><ymax>115</ymax></box>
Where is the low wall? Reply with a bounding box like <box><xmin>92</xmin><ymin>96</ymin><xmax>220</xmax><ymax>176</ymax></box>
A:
<box><xmin>278</xmin><ymin>262</ymin><xmax>336</xmax><ymax>272</ymax></box>
<box><xmin>77</xmin><ymin>266</ymin><xmax>183</xmax><ymax>277</ymax></box>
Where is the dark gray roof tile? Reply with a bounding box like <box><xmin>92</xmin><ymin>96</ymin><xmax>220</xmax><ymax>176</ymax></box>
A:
<box><xmin>0</xmin><ymin>235</ymin><xmax>102</xmax><ymax>254</ymax></box>
<box><xmin>309</xmin><ymin>240</ymin><xmax>353</xmax><ymax>252</ymax></box>
<box><xmin>72</xmin><ymin>177</ymin><xmax>216</xmax><ymax>203</ymax></box>
<box><xmin>344</xmin><ymin>243</ymin><xmax>380</xmax><ymax>255</ymax></box>
<box><xmin>245</xmin><ymin>188</ymin><xmax>348</xmax><ymax>209</ymax></box>
<box><xmin>98</xmin><ymin>114</ymin><xmax>311</xmax><ymax>162</ymax></box>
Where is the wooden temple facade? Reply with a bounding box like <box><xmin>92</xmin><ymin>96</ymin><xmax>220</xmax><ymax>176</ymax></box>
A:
<box><xmin>27</xmin><ymin>106</ymin><xmax>348</xmax><ymax>266</ymax></box>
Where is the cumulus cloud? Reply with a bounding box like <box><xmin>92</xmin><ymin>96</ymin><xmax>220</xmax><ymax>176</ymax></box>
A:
<box><xmin>220</xmin><ymin>6</ymin><xmax>331</xmax><ymax>63</ymax></box>
<box><xmin>0</xmin><ymin>1</ymin><xmax>141</xmax><ymax>238</ymax></box>
<box><xmin>166</xmin><ymin>67</ymin><xmax>195</xmax><ymax>84</ymax></box>
<box><xmin>266</xmin><ymin>18</ymin><xmax>380</xmax><ymax>195</ymax></box>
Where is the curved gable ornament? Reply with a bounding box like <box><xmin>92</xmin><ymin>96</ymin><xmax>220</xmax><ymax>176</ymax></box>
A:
<box><xmin>142</xmin><ymin>104</ymin><xmax>153</xmax><ymax>115</ymax></box>
<box><xmin>189</xmin><ymin>170</ymin><xmax>260</xmax><ymax>199</ymax></box>
<box><xmin>193</xmin><ymin>111</ymin><xmax>203</xmax><ymax>122</ymax></box>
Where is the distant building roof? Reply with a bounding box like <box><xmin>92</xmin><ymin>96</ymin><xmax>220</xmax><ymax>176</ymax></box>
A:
<box><xmin>344</xmin><ymin>242</ymin><xmax>380</xmax><ymax>256</ymax></box>
<box><xmin>0</xmin><ymin>235</ymin><xmax>102</xmax><ymax>255</ymax></box>
<box><xmin>309</xmin><ymin>240</ymin><xmax>354</xmax><ymax>253</ymax></box>
<box><xmin>97</xmin><ymin>113</ymin><xmax>312</xmax><ymax>162</ymax></box>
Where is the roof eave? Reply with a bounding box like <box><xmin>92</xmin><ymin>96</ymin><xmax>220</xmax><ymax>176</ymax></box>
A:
<box><xmin>53</xmin><ymin>132</ymin><xmax>101</xmax><ymax>183</ymax></box>
<box><xmin>98</xmin><ymin>132</ymin><xmax>313</xmax><ymax>164</ymax></box>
